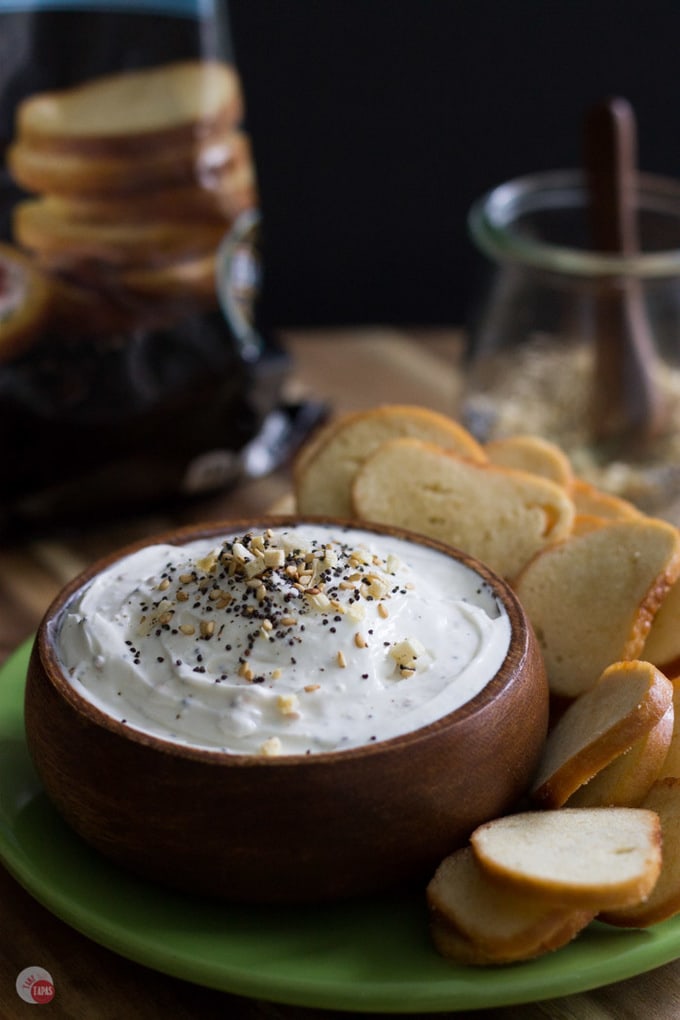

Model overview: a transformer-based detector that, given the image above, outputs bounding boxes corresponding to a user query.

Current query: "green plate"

[2,640,680,1013]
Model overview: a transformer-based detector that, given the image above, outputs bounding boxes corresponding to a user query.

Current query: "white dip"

[56,524,512,755]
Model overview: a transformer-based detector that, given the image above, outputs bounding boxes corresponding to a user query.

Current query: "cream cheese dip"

[55,524,512,755]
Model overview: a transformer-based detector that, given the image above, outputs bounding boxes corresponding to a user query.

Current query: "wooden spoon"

[583,97,665,449]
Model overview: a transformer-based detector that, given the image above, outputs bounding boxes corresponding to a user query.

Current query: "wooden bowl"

[24,517,548,904]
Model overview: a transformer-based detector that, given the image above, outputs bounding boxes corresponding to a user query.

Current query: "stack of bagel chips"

[7,60,256,329]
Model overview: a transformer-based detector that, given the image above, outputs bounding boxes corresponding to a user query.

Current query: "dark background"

[230,0,680,328]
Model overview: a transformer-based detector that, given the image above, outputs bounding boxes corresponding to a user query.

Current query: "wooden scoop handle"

[583,97,664,446]
[584,97,639,254]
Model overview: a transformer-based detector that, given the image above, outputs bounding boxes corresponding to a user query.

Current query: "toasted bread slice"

[7,130,247,198]
[470,808,662,910]
[41,138,255,224]
[531,661,674,808]
[8,138,201,197]
[427,846,594,965]
[571,479,642,520]
[567,705,674,808]
[658,677,680,780]
[485,434,573,488]
[569,513,616,538]
[14,197,227,269]
[429,912,498,966]
[514,519,680,698]
[600,778,680,927]
[429,908,593,967]
[293,405,486,518]
[643,575,680,675]
[351,436,574,580]
[15,60,242,156]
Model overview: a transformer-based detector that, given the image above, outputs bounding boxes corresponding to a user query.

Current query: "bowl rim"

[34,514,535,767]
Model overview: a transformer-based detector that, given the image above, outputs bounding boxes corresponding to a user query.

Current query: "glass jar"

[0,3,288,538]
[463,169,680,521]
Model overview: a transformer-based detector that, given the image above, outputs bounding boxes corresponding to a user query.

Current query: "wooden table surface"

[2,328,680,1019]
